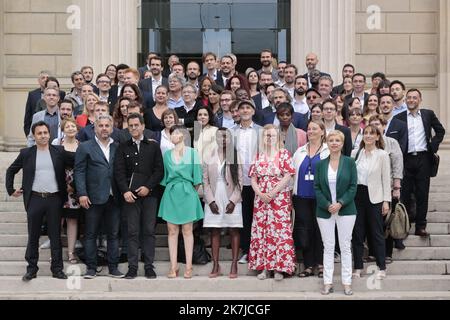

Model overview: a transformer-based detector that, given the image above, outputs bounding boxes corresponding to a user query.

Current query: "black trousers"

[402,152,431,231]
[125,196,158,271]
[353,185,386,270]
[240,186,255,254]
[292,196,323,268]
[26,194,63,274]
[367,197,397,258]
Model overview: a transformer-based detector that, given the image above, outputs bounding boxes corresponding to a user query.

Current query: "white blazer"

[352,148,392,204]
[292,143,330,195]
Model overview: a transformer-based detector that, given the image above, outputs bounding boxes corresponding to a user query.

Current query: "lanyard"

[307,143,322,174]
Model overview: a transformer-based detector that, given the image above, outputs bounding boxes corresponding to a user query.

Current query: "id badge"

[305,174,314,181]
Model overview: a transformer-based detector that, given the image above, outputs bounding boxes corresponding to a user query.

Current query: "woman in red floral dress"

[248,124,297,281]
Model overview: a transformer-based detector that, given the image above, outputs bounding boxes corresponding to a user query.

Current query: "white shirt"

[261,94,270,109]
[325,123,336,137]
[235,122,258,186]
[95,136,114,163]
[407,110,428,153]
[160,130,174,156]
[293,97,309,114]
[132,136,144,152]
[356,149,376,186]
[328,165,338,204]
[152,77,162,97]
[283,86,295,100]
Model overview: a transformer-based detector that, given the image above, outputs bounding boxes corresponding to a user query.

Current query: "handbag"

[177,235,211,265]
[430,153,440,178]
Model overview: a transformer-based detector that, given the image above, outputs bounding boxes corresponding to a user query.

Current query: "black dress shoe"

[145,268,157,279]
[124,270,137,279]
[52,271,68,280]
[22,272,37,282]
[394,239,406,250]
[415,229,430,237]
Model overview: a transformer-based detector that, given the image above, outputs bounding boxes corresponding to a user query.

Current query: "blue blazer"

[74,139,119,205]
[262,111,308,131]
[385,117,408,154]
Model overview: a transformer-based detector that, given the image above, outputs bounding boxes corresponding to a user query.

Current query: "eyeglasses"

[307,95,319,100]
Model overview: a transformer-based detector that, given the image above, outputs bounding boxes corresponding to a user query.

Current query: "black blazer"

[385,117,408,154]
[117,128,161,145]
[175,102,202,129]
[74,139,119,205]
[394,109,446,154]
[335,124,353,157]
[23,89,66,137]
[138,77,169,96]
[200,71,225,88]
[261,111,308,131]
[114,139,164,196]
[5,145,68,210]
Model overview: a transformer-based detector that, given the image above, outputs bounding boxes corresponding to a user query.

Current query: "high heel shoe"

[184,267,193,279]
[344,285,353,296]
[167,267,179,279]
[208,265,221,278]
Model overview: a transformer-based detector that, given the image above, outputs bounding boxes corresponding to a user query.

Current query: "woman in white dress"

[203,128,243,279]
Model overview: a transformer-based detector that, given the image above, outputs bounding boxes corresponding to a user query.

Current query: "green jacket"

[314,156,357,219]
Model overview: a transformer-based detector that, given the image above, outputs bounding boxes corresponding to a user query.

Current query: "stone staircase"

[0,151,449,300]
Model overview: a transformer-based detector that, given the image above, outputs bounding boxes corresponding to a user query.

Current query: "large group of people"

[5,49,446,296]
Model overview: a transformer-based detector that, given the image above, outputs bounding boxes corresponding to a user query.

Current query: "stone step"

[0,212,27,223]
[0,260,447,277]
[0,247,449,262]
[0,275,449,293]
[2,290,450,300]
[409,223,449,235]
[0,202,24,212]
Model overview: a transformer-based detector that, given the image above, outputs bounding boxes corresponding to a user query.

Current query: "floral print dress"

[248,149,297,274]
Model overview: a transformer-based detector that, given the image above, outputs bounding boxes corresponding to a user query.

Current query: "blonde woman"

[249,125,296,281]
[76,93,100,128]
[314,131,358,295]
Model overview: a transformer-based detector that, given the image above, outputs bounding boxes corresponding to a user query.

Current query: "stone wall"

[355,0,439,112]
[1,0,72,150]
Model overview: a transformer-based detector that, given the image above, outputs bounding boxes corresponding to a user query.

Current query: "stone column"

[72,0,138,73]
[291,0,356,81]
[439,0,450,146]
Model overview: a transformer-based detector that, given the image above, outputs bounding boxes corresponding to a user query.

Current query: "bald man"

[302,53,330,88]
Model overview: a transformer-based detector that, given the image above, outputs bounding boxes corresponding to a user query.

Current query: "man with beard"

[138,52,158,80]
[186,61,201,91]
[220,55,236,87]
[293,75,309,115]
[257,49,279,82]
[390,80,408,116]
[275,61,287,87]
[380,94,408,154]
[302,53,330,88]
[332,64,355,96]
[138,57,169,98]
[283,64,298,100]
[81,66,96,91]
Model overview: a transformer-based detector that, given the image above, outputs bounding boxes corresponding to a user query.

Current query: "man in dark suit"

[138,52,158,80]
[200,52,225,87]
[115,114,164,279]
[77,101,121,142]
[302,53,330,88]
[138,57,169,98]
[343,73,370,120]
[74,114,124,279]
[322,99,352,156]
[23,73,66,137]
[6,121,68,281]
[394,89,445,237]
[331,64,355,96]
[380,94,408,154]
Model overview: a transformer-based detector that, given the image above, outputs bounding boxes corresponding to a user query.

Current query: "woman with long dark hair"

[203,128,243,278]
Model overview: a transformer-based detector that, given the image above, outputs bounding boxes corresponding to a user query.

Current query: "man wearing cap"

[232,100,261,264]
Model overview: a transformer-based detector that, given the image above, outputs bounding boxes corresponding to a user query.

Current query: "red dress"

[248,149,296,274]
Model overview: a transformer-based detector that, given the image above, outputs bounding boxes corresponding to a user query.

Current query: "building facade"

[1,0,449,150]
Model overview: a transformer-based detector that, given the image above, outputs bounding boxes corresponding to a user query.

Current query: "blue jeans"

[84,197,120,272]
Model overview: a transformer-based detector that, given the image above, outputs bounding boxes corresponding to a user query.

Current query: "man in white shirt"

[283,64,297,100]
[232,100,261,264]
[275,61,287,87]
[220,55,236,87]
[394,89,445,237]
[293,76,309,115]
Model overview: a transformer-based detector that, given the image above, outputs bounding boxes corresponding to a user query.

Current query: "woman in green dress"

[158,125,204,279]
